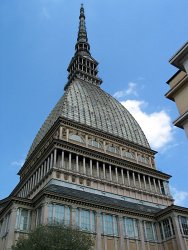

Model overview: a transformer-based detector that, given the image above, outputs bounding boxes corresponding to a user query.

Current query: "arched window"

[69,133,84,143]
[138,154,149,164]
[106,144,120,155]
[88,138,102,148]
[122,149,135,160]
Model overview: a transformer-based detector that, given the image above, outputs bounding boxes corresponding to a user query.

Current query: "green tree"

[12,224,94,250]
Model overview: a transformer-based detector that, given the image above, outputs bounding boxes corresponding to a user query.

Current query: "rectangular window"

[162,218,174,239]
[124,217,138,238]
[0,220,2,237]
[159,222,164,240]
[179,216,188,236]
[48,204,70,225]
[36,206,42,226]
[16,208,30,231]
[0,214,10,237]
[101,213,118,236]
[76,208,96,232]
[144,221,156,241]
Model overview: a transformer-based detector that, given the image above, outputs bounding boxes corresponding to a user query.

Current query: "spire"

[77,4,88,42]
[65,4,102,90]
[75,4,90,55]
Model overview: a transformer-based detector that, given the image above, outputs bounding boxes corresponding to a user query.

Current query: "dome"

[27,5,150,158]
[27,79,150,158]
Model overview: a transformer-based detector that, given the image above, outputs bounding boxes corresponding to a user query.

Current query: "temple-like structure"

[1,5,188,250]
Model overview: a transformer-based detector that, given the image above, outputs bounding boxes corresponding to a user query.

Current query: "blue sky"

[1,0,188,206]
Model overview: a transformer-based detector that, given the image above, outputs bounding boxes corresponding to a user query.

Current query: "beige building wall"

[167,41,188,138]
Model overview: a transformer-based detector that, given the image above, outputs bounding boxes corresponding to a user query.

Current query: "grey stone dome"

[27,80,150,158]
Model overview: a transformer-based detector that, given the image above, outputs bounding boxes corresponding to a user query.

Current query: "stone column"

[42,202,49,224]
[66,128,69,141]
[149,156,153,168]
[97,161,99,178]
[32,175,35,190]
[124,218,130,250]
[153,178,157,193]
[47,157,50,172]
[6,207,17,250]
[132,172,136,187]
[121,169,125,185]
[53,149,57,168]
[61,150,64,169]
[59,126,63,140]
[127,170,130,186]
[71,206,77,226]
[96,211,102,250]
[40,164,43,180]
[115,167,118,183]
[155,222,163,247]
[76,155,79,172]
[148,176,152,191]
[85,134,88,147]
[118,216,125,250]
[37,166,41,182]
[138,173,142,189]
[50,153,53,169]
[103,163,106,179]
[109,165,112,181]
[69,152,72,170]
[135,152,138,164]
[171,213,186,250]
[83,157,86,175]
[143,175,147,190]
[28,179,31,194]
[90,159,93,176]
[31,210,37,230]
[158,179,162,194]
[103,141,106,153]
[35,171,38,186]
[133,219,139,250]
[138,219,146,250]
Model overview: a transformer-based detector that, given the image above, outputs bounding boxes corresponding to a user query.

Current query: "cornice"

[59,117,157,155]
[0,196,32,218]
[165,74,188,101]
[20,115,157,176]
[155,204,188,219]
[173,111,188,129]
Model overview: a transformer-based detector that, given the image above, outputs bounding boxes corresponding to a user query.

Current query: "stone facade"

[166,42,188,138]
[1,5,188,250]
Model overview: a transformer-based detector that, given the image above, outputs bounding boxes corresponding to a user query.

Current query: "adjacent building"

[166,42,188,138]
[1,5,188,250]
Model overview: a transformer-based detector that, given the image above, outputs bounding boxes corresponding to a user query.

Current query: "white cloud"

[121,99,173,150]
[11,159,25,167]
[113,82,138,98]
[170,186,188,206]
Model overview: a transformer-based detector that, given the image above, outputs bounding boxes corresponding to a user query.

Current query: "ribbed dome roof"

[27,80,150,158]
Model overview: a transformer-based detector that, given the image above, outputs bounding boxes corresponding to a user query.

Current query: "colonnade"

[57,150,170,197]
[18,148,171,200]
